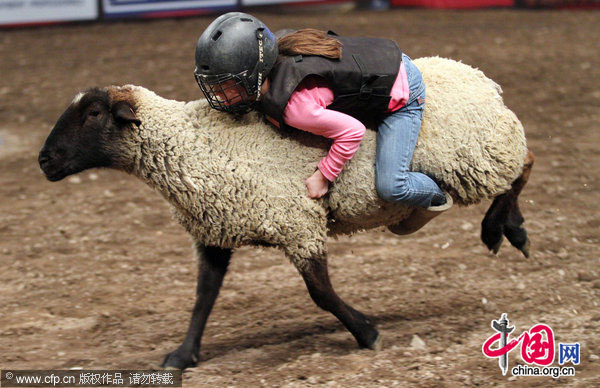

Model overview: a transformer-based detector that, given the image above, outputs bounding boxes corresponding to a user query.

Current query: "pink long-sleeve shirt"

[280,62,410,182]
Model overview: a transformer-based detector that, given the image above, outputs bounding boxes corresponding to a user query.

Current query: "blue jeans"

[375,54,446,208]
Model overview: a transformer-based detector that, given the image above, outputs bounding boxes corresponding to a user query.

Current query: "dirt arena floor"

[1,8,599,387]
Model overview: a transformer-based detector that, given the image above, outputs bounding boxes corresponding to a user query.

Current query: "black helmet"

[194,12,278,114]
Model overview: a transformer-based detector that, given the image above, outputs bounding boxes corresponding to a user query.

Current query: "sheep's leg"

[297,257,381,350]
[481,150,535,258]
[161,243,231,369]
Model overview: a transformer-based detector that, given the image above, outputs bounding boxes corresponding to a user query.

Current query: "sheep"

[38,56,534,369]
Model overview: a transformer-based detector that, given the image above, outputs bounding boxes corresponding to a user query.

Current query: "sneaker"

[387,192,453,235]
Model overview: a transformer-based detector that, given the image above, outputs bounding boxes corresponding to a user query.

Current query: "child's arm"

[283,77,367,188]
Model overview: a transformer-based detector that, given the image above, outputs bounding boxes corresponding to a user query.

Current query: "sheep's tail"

[480,149,535,258]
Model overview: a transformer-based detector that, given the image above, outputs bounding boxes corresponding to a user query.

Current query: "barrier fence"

[0,0,598,27]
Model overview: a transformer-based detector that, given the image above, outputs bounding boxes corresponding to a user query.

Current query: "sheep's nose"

[38,148,51,168]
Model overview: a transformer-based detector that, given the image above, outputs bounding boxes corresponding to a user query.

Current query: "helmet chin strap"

[255,29,265,100]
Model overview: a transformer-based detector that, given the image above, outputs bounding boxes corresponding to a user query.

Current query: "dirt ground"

[1,8,599,388]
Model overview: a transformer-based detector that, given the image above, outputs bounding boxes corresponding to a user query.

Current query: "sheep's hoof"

[490,236,504,255]
[369,334,383,351]
[519,238,531,259]
[161,349,197,370]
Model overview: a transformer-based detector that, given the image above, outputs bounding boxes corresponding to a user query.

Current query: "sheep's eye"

[88,110,101,117]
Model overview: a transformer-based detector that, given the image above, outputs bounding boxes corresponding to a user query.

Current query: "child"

[194,12,447,212]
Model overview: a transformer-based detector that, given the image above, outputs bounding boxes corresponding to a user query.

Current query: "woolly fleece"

[106,56,527,267]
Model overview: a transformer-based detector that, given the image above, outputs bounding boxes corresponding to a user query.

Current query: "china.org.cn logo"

[481,313,580,378]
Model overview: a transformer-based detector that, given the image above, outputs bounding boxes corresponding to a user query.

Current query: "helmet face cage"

[194,13,278,115]
[195,71,257,115]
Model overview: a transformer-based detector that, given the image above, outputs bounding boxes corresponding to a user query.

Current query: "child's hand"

[305,169,330,199]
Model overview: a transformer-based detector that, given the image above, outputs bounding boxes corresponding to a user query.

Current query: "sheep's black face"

[39,89,140,181]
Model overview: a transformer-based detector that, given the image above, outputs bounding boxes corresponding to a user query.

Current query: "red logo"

[483,323,555,366]
[482,313,555,376]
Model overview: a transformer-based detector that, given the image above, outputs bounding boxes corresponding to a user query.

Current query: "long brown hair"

[277,29,343,60]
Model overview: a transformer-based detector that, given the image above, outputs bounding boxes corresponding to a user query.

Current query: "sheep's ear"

[113,101,141,127]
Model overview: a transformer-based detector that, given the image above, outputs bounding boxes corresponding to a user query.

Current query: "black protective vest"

[259,33,402,127]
